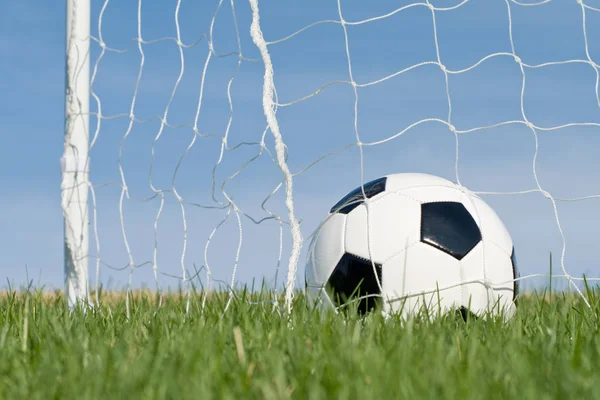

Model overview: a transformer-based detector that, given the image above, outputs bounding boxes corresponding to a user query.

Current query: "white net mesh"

[74,0,600,314]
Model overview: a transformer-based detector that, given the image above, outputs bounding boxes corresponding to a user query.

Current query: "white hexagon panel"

[382,241,462,317]
[305,213,347,307]
[344,192,421,263]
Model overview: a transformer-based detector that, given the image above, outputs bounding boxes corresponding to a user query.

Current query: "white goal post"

[62,0,600,314]
[63,0,91,308]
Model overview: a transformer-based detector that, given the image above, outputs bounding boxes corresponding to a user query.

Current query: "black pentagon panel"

[326,253,382,314]
[420,202,482,260]
[330,177,387,214]
[511,247,520,303]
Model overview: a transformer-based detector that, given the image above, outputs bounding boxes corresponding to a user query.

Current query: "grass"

[0,288,599,399]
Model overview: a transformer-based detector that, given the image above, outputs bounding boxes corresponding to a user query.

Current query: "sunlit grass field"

[0,288,599,399]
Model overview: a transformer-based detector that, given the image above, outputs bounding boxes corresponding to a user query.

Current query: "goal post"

[62,0,91,309]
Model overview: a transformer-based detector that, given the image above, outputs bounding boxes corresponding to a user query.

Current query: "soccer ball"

[305,173,519,318]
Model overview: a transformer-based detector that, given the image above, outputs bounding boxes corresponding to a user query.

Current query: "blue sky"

[1,0,600,293]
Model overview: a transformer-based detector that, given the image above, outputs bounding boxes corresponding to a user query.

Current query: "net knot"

[513,55,522,64]
[482,278,494,289]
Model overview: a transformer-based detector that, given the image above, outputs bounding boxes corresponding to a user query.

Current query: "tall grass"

[0,288,599,399]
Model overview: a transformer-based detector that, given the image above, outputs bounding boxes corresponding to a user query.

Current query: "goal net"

[63,0,600,314]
